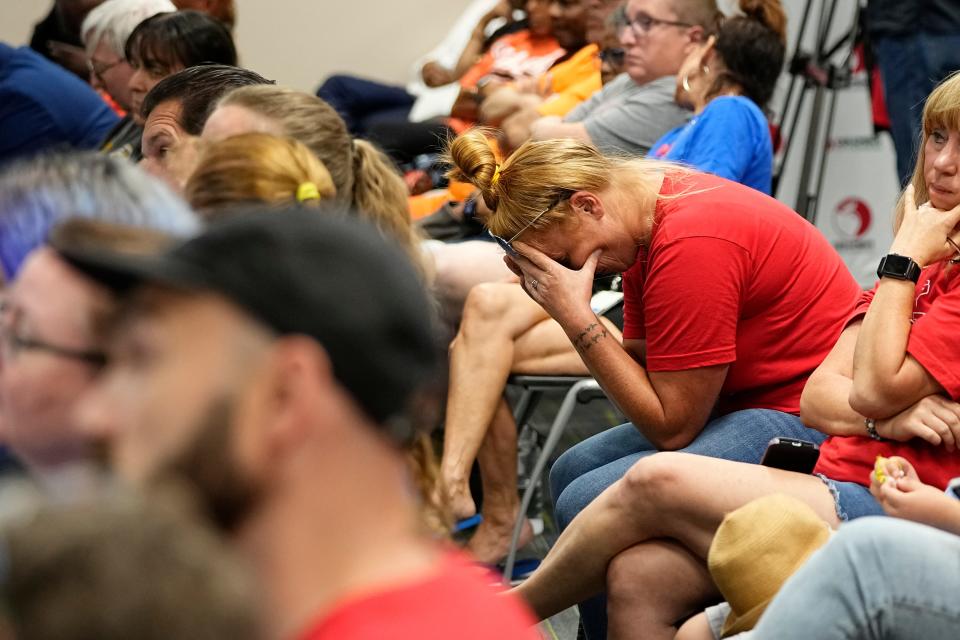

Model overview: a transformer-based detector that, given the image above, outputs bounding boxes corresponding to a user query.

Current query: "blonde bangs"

[923,72,960,135]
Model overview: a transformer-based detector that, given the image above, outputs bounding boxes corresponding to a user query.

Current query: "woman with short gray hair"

[0,151,197,283]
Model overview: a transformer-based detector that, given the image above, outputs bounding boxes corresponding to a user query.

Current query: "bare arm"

[850,187,960,416]
[508,247,725,450]
[529,117,591,144]
[804,320,960,447]
[569,316,726,449]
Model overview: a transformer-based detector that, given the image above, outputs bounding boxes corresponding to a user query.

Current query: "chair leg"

[502,379,601,581]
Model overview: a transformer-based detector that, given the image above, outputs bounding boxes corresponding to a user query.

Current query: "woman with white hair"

[81,0,175,159]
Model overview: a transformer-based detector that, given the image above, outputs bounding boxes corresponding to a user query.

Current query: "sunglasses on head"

[488,193,572,257]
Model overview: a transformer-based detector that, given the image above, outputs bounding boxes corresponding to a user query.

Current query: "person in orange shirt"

[483,0,623,151]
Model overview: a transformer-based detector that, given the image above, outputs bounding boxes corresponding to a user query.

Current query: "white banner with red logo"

[774,0,899,287]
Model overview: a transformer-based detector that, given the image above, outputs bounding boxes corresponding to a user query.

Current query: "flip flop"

[452,514,483,533]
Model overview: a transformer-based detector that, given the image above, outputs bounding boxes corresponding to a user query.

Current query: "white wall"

[1,0,472,91]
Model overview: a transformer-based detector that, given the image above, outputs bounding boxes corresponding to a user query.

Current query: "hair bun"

[446,129,501,211]
[738,0,787,44]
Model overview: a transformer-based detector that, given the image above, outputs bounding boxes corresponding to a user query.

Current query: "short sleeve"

[582,89,685,156]
[621,258,646,340]
[665,98,759,183]
[642,236,751,371]
[907,286,960,398]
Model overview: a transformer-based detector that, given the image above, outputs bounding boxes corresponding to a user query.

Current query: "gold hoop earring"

[682,71,692,93]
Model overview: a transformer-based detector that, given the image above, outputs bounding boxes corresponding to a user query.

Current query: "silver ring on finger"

[530,278,539,290]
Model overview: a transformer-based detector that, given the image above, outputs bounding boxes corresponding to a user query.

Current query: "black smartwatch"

[877,254,921,283]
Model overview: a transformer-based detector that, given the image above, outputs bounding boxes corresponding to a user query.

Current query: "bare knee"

[459,283,515,340]
[617,452,689,510]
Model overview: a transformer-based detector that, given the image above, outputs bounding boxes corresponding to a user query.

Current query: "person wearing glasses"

[80,0,176,161]
[0,152,196,478]
[446,125,860,635]
[528,0,720,156]
[648,0,786,194]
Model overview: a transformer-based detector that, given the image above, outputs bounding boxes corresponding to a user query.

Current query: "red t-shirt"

[814,263,960,489]
[621,172,861,415]
[295,551,538,640]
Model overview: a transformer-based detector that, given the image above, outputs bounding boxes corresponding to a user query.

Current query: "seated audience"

[203,86,422,270]
[437,0,788,567]
[185,132,337,216]
[30,0,106,77]
[482,0,610,143]
[0,152,196,477]
[60,209,539,639]
[137,64,272,192]
[528,0,719,156]
[362,0,565,165]
[319,0,522,139]
[446,127,860,637]
[504,71,960,639]
[124,9,236,124]
[648,0,785,193]
[0,42,118,164]
[80,0,176,160]
[0,481,258,640]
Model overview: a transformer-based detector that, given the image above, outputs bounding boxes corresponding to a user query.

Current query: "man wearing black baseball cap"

[60,208,538,640]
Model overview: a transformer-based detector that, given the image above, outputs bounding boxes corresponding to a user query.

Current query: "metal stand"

[772,0,862,224]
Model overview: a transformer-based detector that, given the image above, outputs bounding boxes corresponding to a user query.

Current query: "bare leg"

[511,452,840,620]
[423,240,515,325]
[606,541,717,640]
[454,291,622,559]
[441,284,551,518]
[467,398,534,563]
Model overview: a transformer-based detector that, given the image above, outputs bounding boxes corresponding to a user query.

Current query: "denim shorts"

[816,474,886,521]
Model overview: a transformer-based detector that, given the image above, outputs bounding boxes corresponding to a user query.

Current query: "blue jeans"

[316,74,414,136]
[873,33,960,185]
[550,409,827,640]
[752,518,960,639]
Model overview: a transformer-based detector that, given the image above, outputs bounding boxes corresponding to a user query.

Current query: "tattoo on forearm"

[573,321,609,352]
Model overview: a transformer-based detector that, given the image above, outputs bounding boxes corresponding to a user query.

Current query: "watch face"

[883,254,913,275]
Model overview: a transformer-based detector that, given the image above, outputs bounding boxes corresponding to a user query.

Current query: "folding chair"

[502,375,609,581]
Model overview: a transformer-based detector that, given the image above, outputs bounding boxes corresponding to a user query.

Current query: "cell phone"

[760,437,820,474]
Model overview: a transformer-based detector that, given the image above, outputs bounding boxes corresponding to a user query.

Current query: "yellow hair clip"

[491,164,502,187]
[296,181,321,202]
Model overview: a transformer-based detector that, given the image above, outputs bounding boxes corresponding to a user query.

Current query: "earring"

[682,71,691,93]
[701,64,710,76]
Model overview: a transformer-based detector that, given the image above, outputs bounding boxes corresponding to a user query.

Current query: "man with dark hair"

[63,209,539,639]
[138,64,272,192]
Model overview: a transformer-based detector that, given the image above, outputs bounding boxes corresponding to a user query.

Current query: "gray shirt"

[565,73,690,156]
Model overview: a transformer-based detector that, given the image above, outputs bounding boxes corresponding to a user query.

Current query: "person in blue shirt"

[0,42,118,166]
[648,0,786,194]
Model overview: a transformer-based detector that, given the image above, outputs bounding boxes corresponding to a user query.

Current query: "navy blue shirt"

[0,43,118,165]
[648,95,773,195]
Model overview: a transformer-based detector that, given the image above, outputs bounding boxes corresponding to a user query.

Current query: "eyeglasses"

[488,193,570,257]
[86,57,123,79]
[614,6,692,37]
[0,301,107,367]
[599,47,626,66]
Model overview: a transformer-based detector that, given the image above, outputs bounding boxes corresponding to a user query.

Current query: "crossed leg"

[441,282,620,562]
[511,452,840,626]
